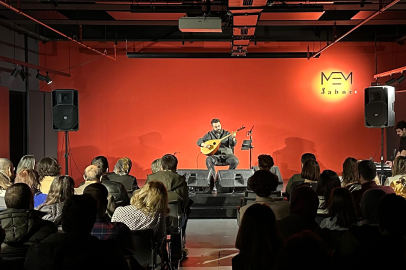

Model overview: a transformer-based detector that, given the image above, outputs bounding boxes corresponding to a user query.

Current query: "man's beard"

[215,129,222,134]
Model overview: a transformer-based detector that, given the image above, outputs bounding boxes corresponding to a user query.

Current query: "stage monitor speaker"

[364,86,395,128]
[52,89,79,131]
[177,169,210,188]
[216,169,254,192]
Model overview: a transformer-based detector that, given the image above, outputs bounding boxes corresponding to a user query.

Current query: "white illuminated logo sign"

[321,72,357,95]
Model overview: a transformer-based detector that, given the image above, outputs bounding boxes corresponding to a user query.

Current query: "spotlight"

[11,65,20,78]
[385,76,396,85]
[397,72,405,83]
[19,68,27,82]
[36,70,52,84]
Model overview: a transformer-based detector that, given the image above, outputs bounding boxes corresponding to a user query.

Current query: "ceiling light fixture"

[397,72,405,83]
[385,76,396,85]
[11,65,20,77]
[36,70,52,84]
[19,67,27,82]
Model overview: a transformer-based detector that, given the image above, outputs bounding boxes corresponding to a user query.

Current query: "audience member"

[289,159,320,197]
[15,169,42,208]
[36,176,75,226]
[278,186,320,241]
[25,195,129,270]
[233,203,283,270]
[316,170,341,214]
[107,157,138,193]
[91,156,130,206]
[36,157,61,206]
[384,156,406,186]
[147,154,189,208]
[341,157,360,190]
[0,158,13,209]
[240,170,289,225]
[285,153,316,195]
[320,188,359,230]
[352,160,394,216]
[0,183,57,259]
[342,194,406,270]
[75,165,117,217]
[390,177,406,198]
[275,231,334,270]
[151,158,162,174]
[348,189,385,244]
[16,155,36,175]
[83,183,133,254]
[258,154,283,184]
[111,181,169,247]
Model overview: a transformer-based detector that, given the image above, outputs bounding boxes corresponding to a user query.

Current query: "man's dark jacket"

[146,171,189,208]
[101,176,130,207]
[107,172,138,193]
[0,208,57,258]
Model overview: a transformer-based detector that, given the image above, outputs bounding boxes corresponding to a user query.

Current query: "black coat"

[107,173,138,193]
[0,208,57,258]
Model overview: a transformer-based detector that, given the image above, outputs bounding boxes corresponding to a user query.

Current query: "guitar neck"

[219,128,244,141]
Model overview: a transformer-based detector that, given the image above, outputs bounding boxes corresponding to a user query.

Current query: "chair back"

[131,229,157,269]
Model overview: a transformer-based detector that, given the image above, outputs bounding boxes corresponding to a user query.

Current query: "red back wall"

[39,42,406,184]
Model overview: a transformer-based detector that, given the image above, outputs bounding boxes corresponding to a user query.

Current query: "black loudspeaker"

[177,169,210,188]
[52,89,79,131]
[365,86,395,128]
[216,169,254,192]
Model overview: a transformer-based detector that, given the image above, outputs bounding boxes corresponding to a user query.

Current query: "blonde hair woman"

[385,156,406,186]
[111,180,169,246]
[16,155,36,175]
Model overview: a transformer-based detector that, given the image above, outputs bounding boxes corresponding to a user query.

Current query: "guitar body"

[200,126,246,156]
[200,139,222,156]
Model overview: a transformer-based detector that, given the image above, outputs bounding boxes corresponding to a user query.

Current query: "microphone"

[246,126,254,136]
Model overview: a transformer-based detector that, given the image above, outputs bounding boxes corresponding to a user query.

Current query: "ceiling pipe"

[127,52,319,58]
[374,66,406,80]
[0,18,50,42]
[0,55,71,77]
[0,0,116,61]
[310,0,400,59]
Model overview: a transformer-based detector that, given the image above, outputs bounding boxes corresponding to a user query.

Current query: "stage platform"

[189,192,243,219]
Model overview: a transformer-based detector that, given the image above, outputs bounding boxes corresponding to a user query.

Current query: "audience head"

[84,183,109,217]
[5,183,33,209]
[0,158,14,180]
[358,160,376,182]
[275,231,333,270]
[14,169,40,191]
[91,156,109,175]
[301,159,320,182]
[61,195,98,233]
[236,203,282,269]
[130,180,169,216]
[161,154,178,172]
[16,155,36,175]
[258,154,274,170]
[290,186,319,220]
[151,159,162,174]
[316,170,341,207]
[392,156,406,176]
[247,170,279,197]
[328,187,357,229]
[37,157,61,181]
[342,157,358,185]
[378,193,406,237]
[113,157,132,176]
[83,165,102,182]
[395,120,406,136]
[300,153,316,167]
[41,175,75,207]
[361,189,386,225]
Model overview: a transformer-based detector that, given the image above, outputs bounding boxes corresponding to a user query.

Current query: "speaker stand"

[380,128,384,185]
[64,131,69,175]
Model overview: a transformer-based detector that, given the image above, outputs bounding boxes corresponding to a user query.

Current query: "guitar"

[200,126,246,156]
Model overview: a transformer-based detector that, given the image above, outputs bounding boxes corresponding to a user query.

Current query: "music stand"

[241,126,254,168]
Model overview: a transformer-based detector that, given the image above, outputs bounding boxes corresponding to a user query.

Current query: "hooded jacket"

[0,208,57,258]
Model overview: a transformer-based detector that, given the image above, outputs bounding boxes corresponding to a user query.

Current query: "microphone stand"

[247,126,254,169]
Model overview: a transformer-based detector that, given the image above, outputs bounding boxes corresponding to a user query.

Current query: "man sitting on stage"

[395,120,406,158]
[197,119,239,180]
